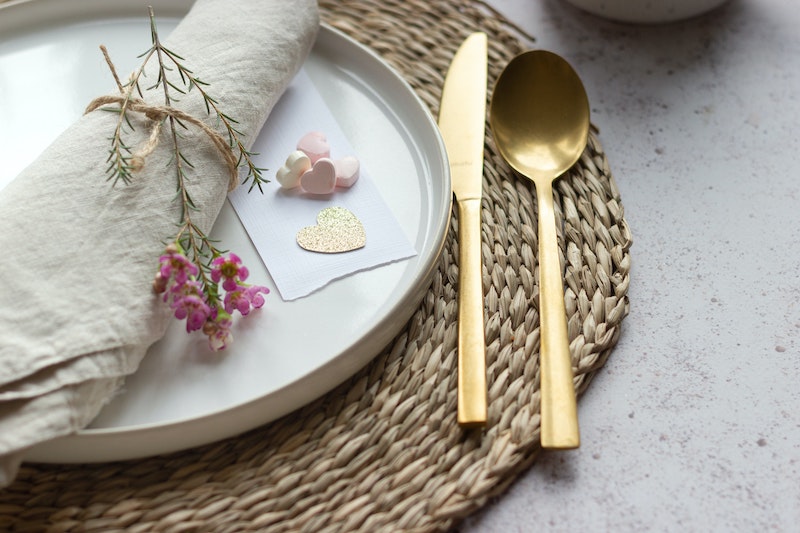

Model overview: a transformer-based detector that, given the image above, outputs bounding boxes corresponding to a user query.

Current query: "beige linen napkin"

[0,0,319,487]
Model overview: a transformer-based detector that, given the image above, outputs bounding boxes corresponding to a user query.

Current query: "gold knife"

[438,32,488,427]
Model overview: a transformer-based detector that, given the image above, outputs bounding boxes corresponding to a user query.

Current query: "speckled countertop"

[464,0,800,530]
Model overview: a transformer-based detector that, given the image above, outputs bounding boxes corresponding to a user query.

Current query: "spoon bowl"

[490,50,590,449]
[491,51,590,182]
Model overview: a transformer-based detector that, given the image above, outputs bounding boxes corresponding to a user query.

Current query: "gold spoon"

[489,50,590,449]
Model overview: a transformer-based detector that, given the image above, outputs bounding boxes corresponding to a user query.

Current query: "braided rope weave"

[0,0,632,531]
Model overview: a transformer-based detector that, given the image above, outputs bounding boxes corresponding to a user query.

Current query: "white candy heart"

[276,150,311,189]
[300,158,337,195]
[334,156,360,188]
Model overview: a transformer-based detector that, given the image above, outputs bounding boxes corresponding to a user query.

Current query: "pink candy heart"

[297,131,331,164]
[300,158,337,195]
[279,132,361,194]
[334,156,360,188]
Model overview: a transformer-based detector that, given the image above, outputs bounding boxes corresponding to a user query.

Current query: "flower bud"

[152,272,168,293]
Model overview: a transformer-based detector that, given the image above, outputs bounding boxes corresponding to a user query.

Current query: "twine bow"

[84,46,239,192]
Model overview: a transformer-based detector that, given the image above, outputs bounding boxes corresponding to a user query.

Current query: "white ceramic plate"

[0,0,450,463]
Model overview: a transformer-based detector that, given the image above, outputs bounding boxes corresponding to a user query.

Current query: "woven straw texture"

[0,0,632,531]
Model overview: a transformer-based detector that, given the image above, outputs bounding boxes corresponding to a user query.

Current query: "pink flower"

[168,280,211,332]
[223,284,269,316]
[211,253,249,292]
[173,295,211,332]
[154,245,268,348]
[223,287,249,315]
[159,243,198,286]
[246,285,268,309]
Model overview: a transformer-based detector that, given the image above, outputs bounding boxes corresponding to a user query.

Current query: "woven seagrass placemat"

[0,0,632,531]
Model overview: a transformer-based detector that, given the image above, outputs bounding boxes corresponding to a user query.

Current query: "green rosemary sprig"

[102,49,149,187]
[101,7,267,282]
[95,7,271,351]
[153,44,266,193]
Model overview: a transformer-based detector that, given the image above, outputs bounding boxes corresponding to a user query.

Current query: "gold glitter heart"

[296,206,366,253]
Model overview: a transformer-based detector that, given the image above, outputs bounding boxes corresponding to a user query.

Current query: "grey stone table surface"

[464,0,800,531]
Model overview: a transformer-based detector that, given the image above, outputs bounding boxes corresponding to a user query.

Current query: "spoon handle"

[536,181,580,449]
[456,197,488,427]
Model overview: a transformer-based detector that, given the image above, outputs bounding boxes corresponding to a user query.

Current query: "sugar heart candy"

[276,150,311,189]
[334,156,360,188]
[297,131,331,164]
[300,158,337,195]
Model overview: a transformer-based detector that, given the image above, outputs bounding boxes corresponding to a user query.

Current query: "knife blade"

[438,32,488,427]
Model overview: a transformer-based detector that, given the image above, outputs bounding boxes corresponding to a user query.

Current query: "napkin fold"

[0,0,319,487]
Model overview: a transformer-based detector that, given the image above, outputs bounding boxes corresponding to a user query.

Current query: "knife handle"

[456,197,487,427]
[536,180,580,449]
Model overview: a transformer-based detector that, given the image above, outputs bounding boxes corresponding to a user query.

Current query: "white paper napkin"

[229,70,417,301]
[0,0,319,488]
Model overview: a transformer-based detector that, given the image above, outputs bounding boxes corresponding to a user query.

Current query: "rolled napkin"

[0,0,319,487]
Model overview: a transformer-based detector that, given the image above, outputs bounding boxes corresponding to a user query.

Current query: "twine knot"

[84,46,239,192]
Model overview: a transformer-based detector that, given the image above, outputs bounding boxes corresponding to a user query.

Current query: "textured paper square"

[228,70,417,301]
